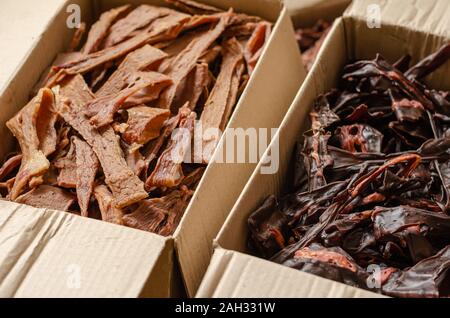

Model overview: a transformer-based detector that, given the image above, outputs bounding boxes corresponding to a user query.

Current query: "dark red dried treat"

[248,44,450,297]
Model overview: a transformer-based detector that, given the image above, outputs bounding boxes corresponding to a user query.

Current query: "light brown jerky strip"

[121,141,146,177]
[199,45,221,64]
[172,62,210,110]
[54,139,77,188]
[123,106,170,145]
[37,88,59,156]
[0,178,15,194]
[6,89,53,200]
[0,154,22,181]
[223,22,258,39]
[69,22,86,52]
[83,5,130,54]
[15,185,75,212]
[158,186,193,236]
[103,5,167,48]
[180,166,205,189]
[244,21,271,75]
[200,37,244,163]
[156,10,232,113]
[93,184,124,225]
[97,45,168,97]
[146,106,196,188]
[86,71,172,128]
[56,75,148,208]
[54,13,188,78]
[142,110,183,175]
[165,0,222,15]
[122,186,193,235]
[182,14,221,31]
[73,137,99,217]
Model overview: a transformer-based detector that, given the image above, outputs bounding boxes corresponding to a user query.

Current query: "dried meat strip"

[56,75,148,208]
[6,89,53,200]
[156,10,232,113]
[103,5,169,48]
[146,106,196,188]
[93,184,124,225]
[0,154,22,181]
[200,37,244,163]
[86,71,172,128]
[122,186,193,235]
[96,45,168,97]
[37,88,59,156]
[172,62,211,111]
[123,106,170,145]
[54,12,188,78]
[83,5,131,54]
[73,137,99,217]
[122,141,146,177]
[15,185,75,212]
[54,139,77,188]
[165,0,222,15]
[142,110,183,169]
[244,21,271,75]
[68,22,86,52]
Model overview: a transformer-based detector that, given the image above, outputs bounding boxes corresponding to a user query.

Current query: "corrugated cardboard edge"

[0,200,172,297]
[196,248,384,298]
[175,5,305,297]
[344,0,450,38]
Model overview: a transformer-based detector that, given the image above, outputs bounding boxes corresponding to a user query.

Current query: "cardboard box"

[0,0,304,297]
[197,0,450,298]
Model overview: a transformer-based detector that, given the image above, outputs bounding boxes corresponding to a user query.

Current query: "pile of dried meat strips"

[295,19,331,71]
[248,44,450,297]
[0,0,271,236]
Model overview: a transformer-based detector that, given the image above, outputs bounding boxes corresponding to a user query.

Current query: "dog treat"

[0,0,271,236]
[295,19,331,71]
[248,44,450,297]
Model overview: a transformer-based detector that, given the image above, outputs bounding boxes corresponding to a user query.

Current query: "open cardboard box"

[197,1,450,298]
[0,0,304,297]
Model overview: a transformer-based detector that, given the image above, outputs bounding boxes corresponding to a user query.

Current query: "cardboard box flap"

[285,0,351,28]
[344,0,450,38]
[197,248,383,297]
[0,200,171,297]
[175,5,305,297]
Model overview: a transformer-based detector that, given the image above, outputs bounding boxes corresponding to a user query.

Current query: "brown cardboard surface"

[0,0,66,93]
[202,3,450,297]
[197,248,384,297]
[345,0,450,38]
[0,0,304,297]
[0,200,171,297]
